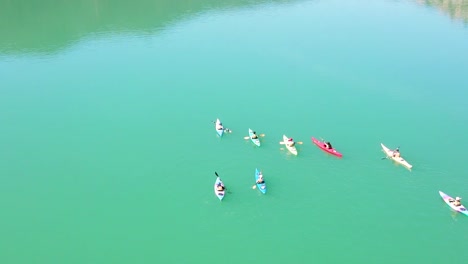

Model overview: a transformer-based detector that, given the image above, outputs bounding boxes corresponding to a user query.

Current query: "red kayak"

[311,137,343,158]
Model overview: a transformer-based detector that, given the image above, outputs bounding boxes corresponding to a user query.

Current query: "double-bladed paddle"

[279,141,303,144]
[214,172,231,193]
[243,133,265,140]
[381,146,400,159]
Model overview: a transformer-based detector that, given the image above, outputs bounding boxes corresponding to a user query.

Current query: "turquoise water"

[1,0,468,263]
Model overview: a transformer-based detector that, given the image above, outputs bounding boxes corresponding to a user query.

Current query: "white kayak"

[381,143,412,169]
[283,135,298,155]
[214,177,225,201]
[215,118,224,137]
[439,191,468,216]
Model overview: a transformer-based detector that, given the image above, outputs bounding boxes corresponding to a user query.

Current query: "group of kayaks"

[216,119,385,160]
[217,118,344,157]
[213,118,467,217]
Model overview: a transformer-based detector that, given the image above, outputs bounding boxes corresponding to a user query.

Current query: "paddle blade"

[252,185,257,189]
[215,172,219,177]
[297,142,303,144]
[279,142,285,145]
[260,134,265,137]
[244,136,250,140]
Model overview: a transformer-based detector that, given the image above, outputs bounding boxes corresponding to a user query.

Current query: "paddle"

[252,173,264,189]
[381,146,400,159]
[243,133,265,140]
[320,137,333,147]
[279,141,303,144]
[214,172,231,193]
[211,121,232,133]
[320,137,331,146]
[252,180,266,189]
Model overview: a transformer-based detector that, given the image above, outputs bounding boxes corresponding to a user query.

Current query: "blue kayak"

[255,168,266,194]
[248,128,261,146]
[215,118,224,137]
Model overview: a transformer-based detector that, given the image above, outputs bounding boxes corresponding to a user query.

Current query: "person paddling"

[256,172,265,184]
[392,147,401,158]
[251,131,258,139]
[216,122,223,131]
[449,197,462,207]
[216,182,225,192]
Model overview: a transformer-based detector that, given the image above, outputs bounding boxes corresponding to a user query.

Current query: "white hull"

[381,143,412,169]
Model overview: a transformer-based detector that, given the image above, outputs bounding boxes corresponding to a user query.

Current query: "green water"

[1,0,468,263]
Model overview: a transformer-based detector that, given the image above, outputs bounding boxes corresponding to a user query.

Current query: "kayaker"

[450,197,462,207]
[216,122,223,130]
[256,172,265,184]
[324,142,333,149]
[393,148,401,158]
[287,138,295,147]
[216,183,225,191]
[251,131,258,139]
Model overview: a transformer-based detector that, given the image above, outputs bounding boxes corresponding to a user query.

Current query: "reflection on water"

[416,0,468,24]
[1,0,467,56]
[0,0,293,55]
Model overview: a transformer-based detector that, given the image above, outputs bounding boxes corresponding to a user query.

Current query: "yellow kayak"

[381,143,412,169]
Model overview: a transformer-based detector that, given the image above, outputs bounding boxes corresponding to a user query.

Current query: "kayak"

[214,177,225,201]
[439,191,468,216]
[311,137,343,158]
[381,143,412,169]
[215,118,223,137]
[255,168,266,194]
[283,135,298,155]
[248,128,261,147]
